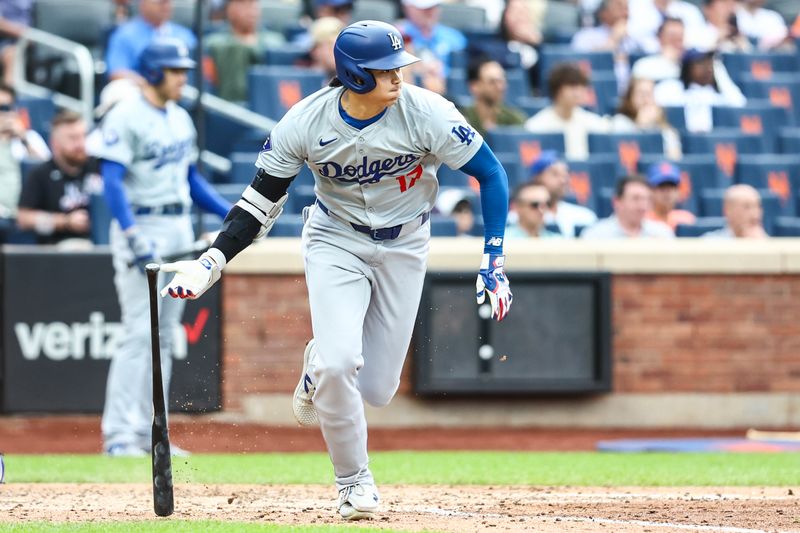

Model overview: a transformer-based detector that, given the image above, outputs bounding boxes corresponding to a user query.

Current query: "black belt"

[133,203,187,216]
[316,200,430,241]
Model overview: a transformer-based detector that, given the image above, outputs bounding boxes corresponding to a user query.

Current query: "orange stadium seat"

[587,132,664,175]
[682,129,769,181]
[736,155,800,216]
[720,51,799,84]
[712,101,792,152]
[247,66,326,120]
[483,128,565,168]
[738,73,800,124]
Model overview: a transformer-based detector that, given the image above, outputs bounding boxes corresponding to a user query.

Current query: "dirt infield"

[2,484,798,532]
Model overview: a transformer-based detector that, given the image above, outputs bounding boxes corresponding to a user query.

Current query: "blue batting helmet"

[333,20,420,94]
[138,38,196,86]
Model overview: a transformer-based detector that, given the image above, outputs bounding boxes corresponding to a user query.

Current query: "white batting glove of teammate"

[160,249,226,300]
[476,253,513,322]
[126,228,159,273]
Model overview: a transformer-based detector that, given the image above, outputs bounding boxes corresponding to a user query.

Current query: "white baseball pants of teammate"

[301,204,430,489]
[102,214,194,450]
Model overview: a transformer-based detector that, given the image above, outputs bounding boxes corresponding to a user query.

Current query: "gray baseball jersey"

[256,83,483,227]
[90,94,196,207]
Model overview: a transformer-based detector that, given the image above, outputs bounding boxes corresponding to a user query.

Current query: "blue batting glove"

[126,229,159,273]
[476,253,512,322]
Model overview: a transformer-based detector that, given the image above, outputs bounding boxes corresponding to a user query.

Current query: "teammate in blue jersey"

[160,21,512,518]
[90,38,232,457]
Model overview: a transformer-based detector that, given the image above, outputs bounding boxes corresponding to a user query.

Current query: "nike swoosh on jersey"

[319,138,337,146]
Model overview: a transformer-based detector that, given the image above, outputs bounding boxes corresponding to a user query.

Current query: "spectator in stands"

[506,182,561,238]
[702,184,767,238]
[204,0,285,103]
[529,150,597,238]
[0,83,51,243]
[315,0,353,26]
[628,0,706,53]
[612,77,682,159]
[793,13,800,39]
[305,17,344,81]
[435,188,475,236]
[644,160,695,231]
[654,48,746,132]
[459,57,526,138]
[736,0,790,51]
[570,0,638,94]
[524,63,610,160]
[398,0,467,80]
[581,175,674,238]
[696,0,752,53]
[498,0,543,87]
[17,111,101,247]
[630,17,685,82]
[0,0,33,87]
[106,0,197,83]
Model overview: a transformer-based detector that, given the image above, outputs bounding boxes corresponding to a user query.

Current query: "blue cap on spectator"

[529,150,561,177]
[682,48,714,64]
[316,0,353,7]
[647,161,681,186]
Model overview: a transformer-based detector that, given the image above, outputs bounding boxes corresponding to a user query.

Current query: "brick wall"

[222,273,800,410]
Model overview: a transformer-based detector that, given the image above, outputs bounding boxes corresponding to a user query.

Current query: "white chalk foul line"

[409,507,769,533]
[549,515,769,533]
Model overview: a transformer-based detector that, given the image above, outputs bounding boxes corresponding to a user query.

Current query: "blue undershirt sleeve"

[458,141,509,255]
[187,165,233,219]
[100,159,135,231]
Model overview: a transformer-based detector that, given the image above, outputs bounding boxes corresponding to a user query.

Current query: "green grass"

[0,523,418,533]
[5,451,800,486]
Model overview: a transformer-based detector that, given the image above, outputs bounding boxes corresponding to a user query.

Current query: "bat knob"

[145,263,161,274]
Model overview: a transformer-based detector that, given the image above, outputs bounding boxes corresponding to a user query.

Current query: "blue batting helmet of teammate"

[333,20,420,94]
[137,38,196,86]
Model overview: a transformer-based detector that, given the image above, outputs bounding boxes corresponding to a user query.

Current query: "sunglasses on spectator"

[525,200,548,210]
[0,104,15,112]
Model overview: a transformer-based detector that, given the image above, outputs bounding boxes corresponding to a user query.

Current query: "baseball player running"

[92,38,232,457]
[161,20,512,518]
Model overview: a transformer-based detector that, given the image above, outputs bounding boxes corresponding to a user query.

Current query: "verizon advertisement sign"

[1,250,221,413]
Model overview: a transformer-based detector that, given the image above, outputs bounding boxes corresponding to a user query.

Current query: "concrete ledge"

[226,238,800,275]
[235,393,800,430]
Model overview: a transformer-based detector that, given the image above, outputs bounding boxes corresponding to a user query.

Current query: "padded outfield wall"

[221,238,800,429]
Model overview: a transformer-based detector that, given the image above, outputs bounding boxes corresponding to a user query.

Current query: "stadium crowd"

[0,0,799,244]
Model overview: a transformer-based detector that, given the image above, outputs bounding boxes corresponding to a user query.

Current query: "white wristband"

[203,247,227,270]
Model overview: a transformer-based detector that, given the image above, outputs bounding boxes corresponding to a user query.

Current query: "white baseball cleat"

[338,482,380,520]
[293,339,318,426]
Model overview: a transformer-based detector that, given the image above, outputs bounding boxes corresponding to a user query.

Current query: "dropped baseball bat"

[146,263,174,517]
[128,237,212,269]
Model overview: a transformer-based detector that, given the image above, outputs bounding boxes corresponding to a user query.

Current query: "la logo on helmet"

[388,32,402,51]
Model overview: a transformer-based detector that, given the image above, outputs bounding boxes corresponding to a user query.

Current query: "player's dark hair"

[657,16,684,36]
[467,56,495,83]
[548,63,589,99]
[512,180,547,203]
[329,77,343,88]
[615,175,650,199]
[51,109,83,129]
[0,82,16,103]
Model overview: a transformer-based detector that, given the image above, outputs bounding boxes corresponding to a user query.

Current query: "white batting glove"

[160,248,226,300]
[476,253,513,322]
